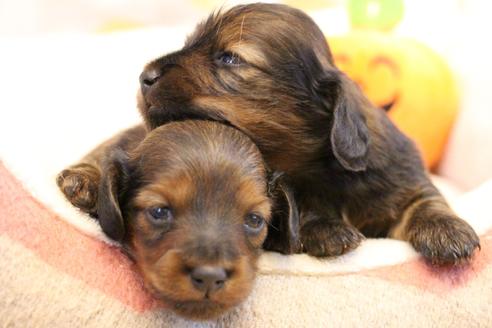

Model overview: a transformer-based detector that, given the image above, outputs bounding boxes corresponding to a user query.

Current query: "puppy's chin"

[142,102,233,131]
[169,299,232,320]
[147,105,209,127]
[148,283,247,320]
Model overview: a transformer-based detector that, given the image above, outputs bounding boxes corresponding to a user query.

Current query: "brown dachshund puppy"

[135,3,479,264]
[58,120,297,320]
[61,3,479,265]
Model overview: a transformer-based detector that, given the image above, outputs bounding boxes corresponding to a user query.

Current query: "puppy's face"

[137,4,367,174]
[97,121,274,320]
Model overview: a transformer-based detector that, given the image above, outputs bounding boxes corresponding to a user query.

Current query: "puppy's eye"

[147,206,173,224]
[244,213,265,233]
[217,51,243,66]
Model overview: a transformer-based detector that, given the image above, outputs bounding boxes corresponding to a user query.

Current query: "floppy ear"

[97,149,129,242]
[263,172,301,254]
[317,70,370,171]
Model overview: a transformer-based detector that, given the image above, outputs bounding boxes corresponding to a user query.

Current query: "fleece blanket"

[1,162,492,327]
[1,31,492,327]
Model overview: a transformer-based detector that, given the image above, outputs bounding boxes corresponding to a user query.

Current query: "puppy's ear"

[263,172,301,254]
[317,70,369,171]
[97,149,129,242]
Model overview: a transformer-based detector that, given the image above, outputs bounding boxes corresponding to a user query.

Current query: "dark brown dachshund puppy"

[61,3,478,265]
[134,3,479,264]
[58,120,297,320]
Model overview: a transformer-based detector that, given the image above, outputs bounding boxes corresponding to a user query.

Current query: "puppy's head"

[97,120,298,320]
[138,3,369,173]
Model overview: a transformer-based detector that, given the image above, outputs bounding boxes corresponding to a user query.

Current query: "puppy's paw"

[409,215,480,265]
[56,164,100,214]
[300,219,364,257]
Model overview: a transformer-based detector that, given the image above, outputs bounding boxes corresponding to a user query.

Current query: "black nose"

[139,67,162,94]
[190,266,228,293]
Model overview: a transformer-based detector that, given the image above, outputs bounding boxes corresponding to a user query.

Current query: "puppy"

[62,3,479,265]
[57,120,298,319]
[135,3,479,264]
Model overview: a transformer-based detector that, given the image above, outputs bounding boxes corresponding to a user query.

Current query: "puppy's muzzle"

[176,233,240,297]
[189,266,228,294]
[139,63,177,95]
[139,66,164,95]
[139,67,161,95]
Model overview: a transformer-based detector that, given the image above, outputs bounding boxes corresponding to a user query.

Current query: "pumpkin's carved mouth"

[380,95,398,112]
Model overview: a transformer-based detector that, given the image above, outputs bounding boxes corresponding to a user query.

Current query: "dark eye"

[217,51,243,66]
[244,213,265,233]
[147,206,173,225]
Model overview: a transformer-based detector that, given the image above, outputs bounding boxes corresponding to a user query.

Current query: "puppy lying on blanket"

[60,2,478,271]
[135,3,480,264]
[59,121,296,319]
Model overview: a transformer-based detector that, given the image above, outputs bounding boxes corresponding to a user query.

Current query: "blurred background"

[0,0,491,190]
[0,1,489,45]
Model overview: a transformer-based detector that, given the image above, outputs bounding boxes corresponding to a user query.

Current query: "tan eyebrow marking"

[228,43,267,67]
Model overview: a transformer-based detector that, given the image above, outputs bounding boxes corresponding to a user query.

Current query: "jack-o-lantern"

[330,31,459,169]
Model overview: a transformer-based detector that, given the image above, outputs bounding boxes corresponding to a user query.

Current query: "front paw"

[56,164,100,214]
[408,215,480,265]
[300,219,364,257]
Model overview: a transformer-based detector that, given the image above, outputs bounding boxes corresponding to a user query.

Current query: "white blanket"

[1,29,491,277]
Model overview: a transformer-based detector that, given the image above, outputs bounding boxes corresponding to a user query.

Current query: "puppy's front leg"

[300,213,364,257]
[56,125,146,216]
[389,191,480,265]
[57,162,101,215]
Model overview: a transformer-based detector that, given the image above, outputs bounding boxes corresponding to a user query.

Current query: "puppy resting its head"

[95,121,290,319]
[136,3,479,264]
[138,4,332,173]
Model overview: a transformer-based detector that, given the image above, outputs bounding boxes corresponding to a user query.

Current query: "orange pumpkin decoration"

[329,31,459,169]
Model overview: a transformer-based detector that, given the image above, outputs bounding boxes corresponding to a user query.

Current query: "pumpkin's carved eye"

[334,54,351,73]
[369,55,399,74]
[380,97,397,112]
[334,53,399,112]
[367,55,399,111]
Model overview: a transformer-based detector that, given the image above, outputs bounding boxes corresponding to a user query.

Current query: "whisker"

[238,14,246,45]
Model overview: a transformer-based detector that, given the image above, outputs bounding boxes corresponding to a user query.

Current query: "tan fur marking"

[134,172,195,212]
[389,196,445,240]
[229,43,268,67]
